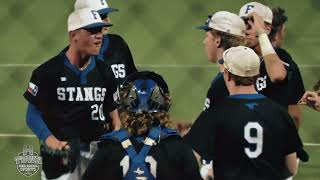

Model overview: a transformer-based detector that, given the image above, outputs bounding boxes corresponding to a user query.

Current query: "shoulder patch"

[28,82,38,96]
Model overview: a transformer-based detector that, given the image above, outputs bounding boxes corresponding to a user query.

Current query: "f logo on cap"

[100,0,106,5]
[91,10,99,19]
[245,5,254,14]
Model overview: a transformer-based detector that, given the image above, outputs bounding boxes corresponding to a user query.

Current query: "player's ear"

[265,24,272,35]
[215,35,221,47]
[69,31,78,41]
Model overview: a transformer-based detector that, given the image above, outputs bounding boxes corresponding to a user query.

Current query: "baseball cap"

[221,46,260,77]
[197,11,246,37]
[74,0,118,15]
[67,8,112,32]
[239,2,273,24]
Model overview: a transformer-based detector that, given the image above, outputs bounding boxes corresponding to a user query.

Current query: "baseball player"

[239,2,303,114]
[74,0,138,89]
[82,71,201,180]
[269,7,305,129]
[189,11,247,179]
[24,8,121,180]
[197,11,246,110]
[184,46,308,180]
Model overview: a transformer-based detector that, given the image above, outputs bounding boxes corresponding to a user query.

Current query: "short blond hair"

[211,30,246,50]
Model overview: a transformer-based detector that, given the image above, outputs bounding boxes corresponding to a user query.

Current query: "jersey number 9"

[244,122,263,158]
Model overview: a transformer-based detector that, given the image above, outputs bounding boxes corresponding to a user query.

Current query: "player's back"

[186,94,303,180]
[211,94,301,179]
[83,134,201,180]
[98,34,137,86]
[257,48,305,108]
[204,72,229,110]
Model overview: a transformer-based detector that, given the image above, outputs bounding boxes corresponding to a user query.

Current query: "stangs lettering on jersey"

[57,87,106,102]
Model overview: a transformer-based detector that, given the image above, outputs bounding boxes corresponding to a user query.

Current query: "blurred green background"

[0,0,319,179]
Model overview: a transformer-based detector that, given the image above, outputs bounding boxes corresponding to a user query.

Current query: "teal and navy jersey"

[98,34,137,87]
[185,94,305,180]
[24,52,118,142]
[204,48,305,110]
[83,134,201,180]
[257,48,305,107]
[204,72,228,110]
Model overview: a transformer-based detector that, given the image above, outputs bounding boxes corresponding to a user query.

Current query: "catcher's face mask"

[122,79,169,113]
[121,71,171,113]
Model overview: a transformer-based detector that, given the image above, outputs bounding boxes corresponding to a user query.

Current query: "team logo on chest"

[57,87,106,102]
[256,75,267,91]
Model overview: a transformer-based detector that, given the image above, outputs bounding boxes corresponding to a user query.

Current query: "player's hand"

[200,162,214,180]
[299,91,320,111]
[247,12,266,35]
[45,135,70,150]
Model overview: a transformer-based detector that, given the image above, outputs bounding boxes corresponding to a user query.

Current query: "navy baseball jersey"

[24,52,118,142]
[256,48,305,107]
[204,72,228,110]
[98,34,137,87]
[276,48,305,105]
[204,49,305,109]
[83,134,201,180]
[185,94,306,180]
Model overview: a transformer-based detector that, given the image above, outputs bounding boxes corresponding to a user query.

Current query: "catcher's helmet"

[121,71,171,113]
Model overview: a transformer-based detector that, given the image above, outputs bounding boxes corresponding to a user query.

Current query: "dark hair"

[228,72,258,86]
[269,7,288,41]
[210,30,245,50]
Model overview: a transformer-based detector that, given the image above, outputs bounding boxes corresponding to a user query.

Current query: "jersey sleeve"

[117,35,138,74]
[23,68,48,109]
[183,110,216,160]
[287,65,305,104]
[204,74,229,110]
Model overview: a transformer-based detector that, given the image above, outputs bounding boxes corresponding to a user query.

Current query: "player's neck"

[66,47,91,70]
[228,85,257,95]
[216,49,224,72]
[254,44,262,56]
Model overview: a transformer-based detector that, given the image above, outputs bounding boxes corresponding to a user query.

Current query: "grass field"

[0,0,319,179]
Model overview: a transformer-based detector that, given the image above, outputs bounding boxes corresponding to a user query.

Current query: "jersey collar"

[63,53,96,84]
[228,93,265,99]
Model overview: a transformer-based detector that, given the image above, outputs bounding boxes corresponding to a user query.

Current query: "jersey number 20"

[91,104,105,121]
[244,122,263,158]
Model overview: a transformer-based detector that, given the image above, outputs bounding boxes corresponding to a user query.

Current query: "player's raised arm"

[239,2,287,82]
[251,12,287,82]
